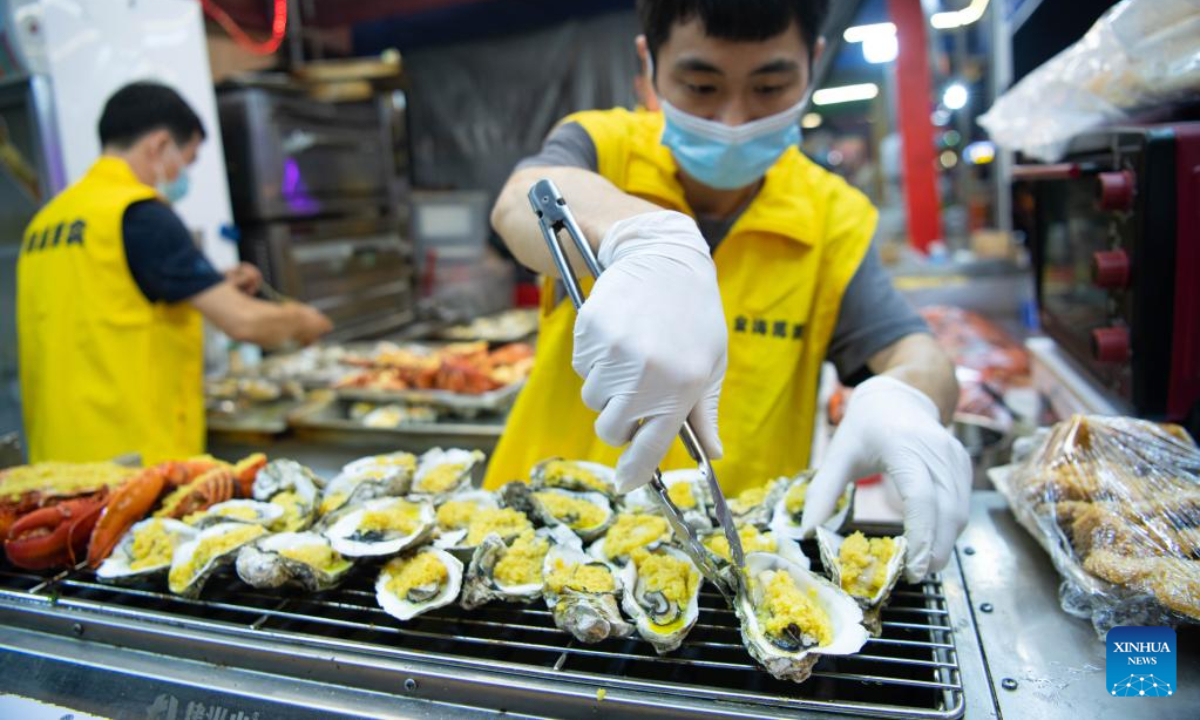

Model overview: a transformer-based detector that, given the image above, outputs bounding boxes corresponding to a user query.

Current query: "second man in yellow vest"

[487,0,971,581]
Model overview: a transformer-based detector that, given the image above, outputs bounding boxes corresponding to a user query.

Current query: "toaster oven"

[1019,123,1200,426]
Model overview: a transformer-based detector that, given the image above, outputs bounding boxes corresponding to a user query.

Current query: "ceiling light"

[943,83,969,111]
[813,83,879,106]
[843,22,896,43]
[931,0,991,30]
[801,112,823,129]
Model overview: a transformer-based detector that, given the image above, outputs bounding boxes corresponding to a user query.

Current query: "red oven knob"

[1092,327,1130,363]
[1092,249,1131,288]
[1098,171,1135,211]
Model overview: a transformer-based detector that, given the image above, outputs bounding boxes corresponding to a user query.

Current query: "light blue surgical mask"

[660,97,807,190]
[158,169,190,204]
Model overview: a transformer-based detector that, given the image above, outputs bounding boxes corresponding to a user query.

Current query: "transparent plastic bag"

[993,415,1200,638]
[979,0,1200,162]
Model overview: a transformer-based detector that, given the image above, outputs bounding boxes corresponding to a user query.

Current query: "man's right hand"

[571,210,728,494]
[291,303,333,345]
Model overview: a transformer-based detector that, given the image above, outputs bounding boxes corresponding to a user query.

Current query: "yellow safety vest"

[484,108,877,495]
[17,157,205,465]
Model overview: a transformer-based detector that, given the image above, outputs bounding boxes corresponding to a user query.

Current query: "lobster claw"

[5,492,109,570]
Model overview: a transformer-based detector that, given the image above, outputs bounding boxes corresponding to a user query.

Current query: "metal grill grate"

[0,547,965,718]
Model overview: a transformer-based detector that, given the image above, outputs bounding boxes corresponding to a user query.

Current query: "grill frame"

[0,545,972,720]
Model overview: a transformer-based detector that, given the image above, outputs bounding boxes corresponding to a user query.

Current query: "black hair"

[637,0,828,61]
[98,81,206,149]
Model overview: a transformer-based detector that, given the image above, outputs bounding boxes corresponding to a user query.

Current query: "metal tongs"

[528,179,746,588]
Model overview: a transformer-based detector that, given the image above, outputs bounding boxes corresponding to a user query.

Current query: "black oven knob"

[1092,327,1130,364]
[1092,249,1131,288]
[1098,171,1135,211]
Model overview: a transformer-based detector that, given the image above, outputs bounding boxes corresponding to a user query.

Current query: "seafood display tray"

[333,380,525,416]
[0,545,970,719]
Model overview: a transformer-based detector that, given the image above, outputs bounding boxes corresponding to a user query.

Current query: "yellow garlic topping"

[545,557,615,594]
[129,520,183,570]
[465,507,532,546]
[493,530,550,587]
[838,532,896,598]
[704,525,777,562]
[730,485,769,514]
[667,481,697,510]
[543,460,609,493]
[534,491,607,530]
[417,463,467,494]
[436,500,480,530]
[279,543,345,572]
[602,513,670,560]
[631,549,698,608]
[785,482,808,516]
[360,502,423,535]
[0,461,135,502]
[169,524,264,592]
[319,492,348,516]
[759,569,832,647]
[269,492,309,532]
[385,552,448,598]
[368,453,417,473]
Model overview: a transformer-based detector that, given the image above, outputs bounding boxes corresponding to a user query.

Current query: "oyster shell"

[734,552,868,683]
[701,524,810,572]
[460,525,579,609]
[376,547,463,621]
[432,489,499,550]
[542,544,632,643]
[96,518,197,583]
[409,447,485,499]
[324,497,435,557]
[619,546,702,654]
[621,470,713,534]
[184,499,283,529]
[530,458,617,499]
[168,522,267,597]
[317,459,412,522]
[235,531,353,592]
[252,459,322,532]
[769,473,854,541]
[815,527,906,636]
[501,482,614,541]
[723,478,788,529]
[587,512,673,566]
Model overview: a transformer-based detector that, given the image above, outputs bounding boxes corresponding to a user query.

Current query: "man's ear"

[636,34,652,83]
[812,36,827,71]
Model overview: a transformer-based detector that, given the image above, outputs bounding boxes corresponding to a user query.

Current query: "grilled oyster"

[621,470,713,533]
[735,552,868,683]
[501,482,614,541]
[409,447,485,499]
[252,460,322,532]
[183,499,283,529]
[816,528,906,636]
[619,546,701,654]
[168,522,267,597]
[724,478,788,529]
[432,489,499,550]
[235,531,353,592]
[542,544,632,643]
[96,518,197,583]
[769,473,854,541]
[588,512,672,566]
[318,459,413,521]
[460,525,579,609]
[324,497,435,558]
[701,524,810,571]
[376,547,463,621]
[530,458,617,499]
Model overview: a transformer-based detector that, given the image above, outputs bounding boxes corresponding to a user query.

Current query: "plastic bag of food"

[979,0,1200,162]
[994,415,1200,638]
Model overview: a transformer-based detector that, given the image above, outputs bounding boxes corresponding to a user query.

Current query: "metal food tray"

[206,398,308,436]
[288,396,506,453]
[0,540,971,719]
[333,379,525,416]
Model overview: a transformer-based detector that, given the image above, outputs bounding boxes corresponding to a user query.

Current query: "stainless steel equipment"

[0,540,971,719]
[218,85,416,341]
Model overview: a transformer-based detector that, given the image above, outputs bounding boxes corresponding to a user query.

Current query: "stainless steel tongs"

[528,179,746,585]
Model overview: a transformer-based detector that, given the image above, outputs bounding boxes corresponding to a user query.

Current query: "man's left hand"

[799,375,971,582]
[226,262,263,296]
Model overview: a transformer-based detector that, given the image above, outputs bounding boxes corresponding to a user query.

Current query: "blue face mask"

[155,143,191,204]
[660,97,807,190]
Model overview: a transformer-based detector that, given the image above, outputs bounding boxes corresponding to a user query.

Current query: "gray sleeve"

[514,122,598,172]
[825,242,930,383]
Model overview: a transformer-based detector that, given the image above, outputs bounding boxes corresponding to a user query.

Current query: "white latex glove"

[572,210,727,493]
[799,375,971,581]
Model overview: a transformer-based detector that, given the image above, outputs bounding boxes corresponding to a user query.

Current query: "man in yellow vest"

[486,0,971,580]
[18,81,332,465]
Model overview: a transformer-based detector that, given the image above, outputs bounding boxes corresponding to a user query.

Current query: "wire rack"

[0,545,965,719]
